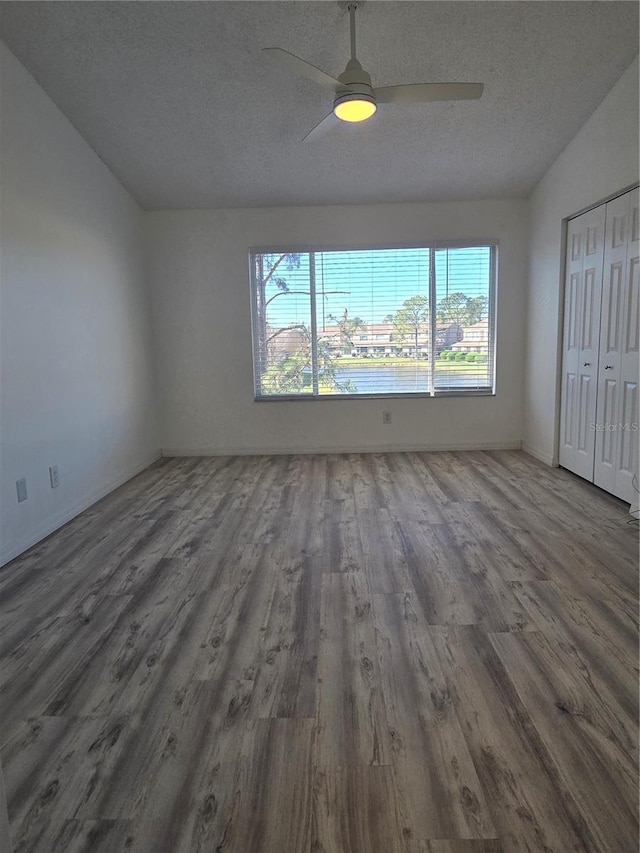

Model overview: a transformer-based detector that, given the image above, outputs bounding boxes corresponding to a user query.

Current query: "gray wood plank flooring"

[1,451,637,852]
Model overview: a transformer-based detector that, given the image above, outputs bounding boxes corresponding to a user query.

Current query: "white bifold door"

[559,187,639,504]
[559,205,606,481]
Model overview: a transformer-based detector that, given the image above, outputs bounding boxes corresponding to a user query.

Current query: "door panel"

[625,256,639,351]
[563,372,576,448]
[567,271,580,349]
[594,188,640,502]
[559,206,605,479]
[616,194,639,502]
[576,374,592,453]
[580,267,596,349]
[619,381,637,475]
[596,377,618,478]
[603,261,623,355]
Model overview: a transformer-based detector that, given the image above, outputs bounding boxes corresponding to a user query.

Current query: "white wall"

[147,200,528,455]
[0,42,159,566]
[524,57,639,465]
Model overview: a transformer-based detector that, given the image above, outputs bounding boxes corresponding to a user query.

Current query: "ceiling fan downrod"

[348,2,358,60]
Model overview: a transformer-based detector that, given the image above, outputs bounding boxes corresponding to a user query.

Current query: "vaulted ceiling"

[1,1,637,209]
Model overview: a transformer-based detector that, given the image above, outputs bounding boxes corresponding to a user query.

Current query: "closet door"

[559,206,605,479]
[594,188,639,502]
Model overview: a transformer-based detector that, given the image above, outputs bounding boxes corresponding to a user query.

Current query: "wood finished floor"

[0,450,638,853]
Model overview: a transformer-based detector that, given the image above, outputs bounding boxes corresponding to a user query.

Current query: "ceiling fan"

[263,0,484,142]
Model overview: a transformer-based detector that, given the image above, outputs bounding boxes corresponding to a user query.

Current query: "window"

[250,243,496,399]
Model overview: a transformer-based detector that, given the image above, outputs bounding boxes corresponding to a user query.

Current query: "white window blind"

[250,244,496,399]
[433,246,495,393]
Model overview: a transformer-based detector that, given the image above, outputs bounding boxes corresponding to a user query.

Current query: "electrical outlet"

[49,465,60,489]
[16,478,28,502]
[383,411,392,424]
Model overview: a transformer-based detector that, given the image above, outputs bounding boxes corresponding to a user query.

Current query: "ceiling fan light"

[333,93,377,123]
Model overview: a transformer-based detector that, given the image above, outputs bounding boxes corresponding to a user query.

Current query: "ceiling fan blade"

[263,47,341,91]
[302,112,340,143]
[375,83,484,104]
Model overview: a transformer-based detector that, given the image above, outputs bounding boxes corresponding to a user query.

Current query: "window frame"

[249,240,498,401]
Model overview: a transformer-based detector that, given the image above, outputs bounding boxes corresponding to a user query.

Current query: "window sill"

[254,389,496,402]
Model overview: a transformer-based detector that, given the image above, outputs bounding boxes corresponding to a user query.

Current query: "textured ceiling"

[0,1,638,209]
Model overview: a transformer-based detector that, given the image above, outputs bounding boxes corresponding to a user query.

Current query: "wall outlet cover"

[49,465,60,489]
[16,478,28,502]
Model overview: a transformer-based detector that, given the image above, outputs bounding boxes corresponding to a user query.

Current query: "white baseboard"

[162,440,523,457]
[0,451,162,568]
[522,442,555,466]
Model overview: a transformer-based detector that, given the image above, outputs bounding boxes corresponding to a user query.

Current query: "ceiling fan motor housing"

[334,57,376,113]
